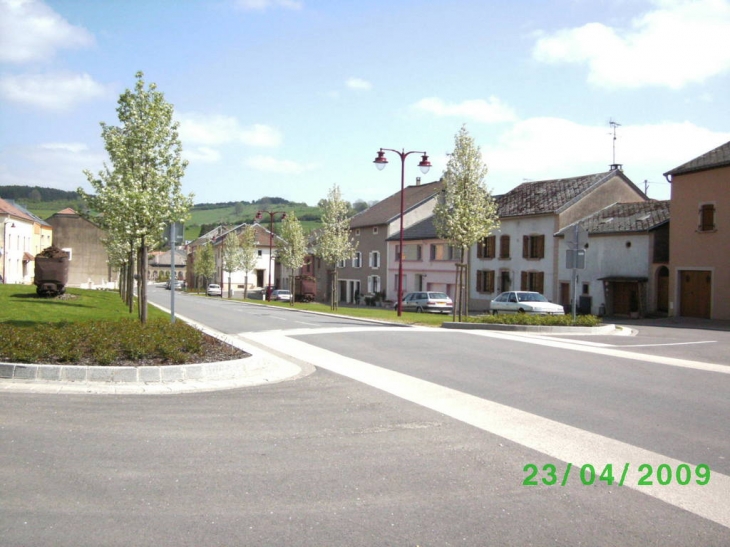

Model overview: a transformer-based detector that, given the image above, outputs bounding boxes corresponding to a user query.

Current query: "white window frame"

[369,251,380,269]
[352,252,362,268]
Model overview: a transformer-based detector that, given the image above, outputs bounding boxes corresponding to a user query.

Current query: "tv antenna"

[609,118,621,166]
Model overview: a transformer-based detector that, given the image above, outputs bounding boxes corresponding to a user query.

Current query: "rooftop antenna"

[609,118,622,170]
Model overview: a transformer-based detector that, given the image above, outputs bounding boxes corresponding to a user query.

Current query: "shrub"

[466,314,602,327]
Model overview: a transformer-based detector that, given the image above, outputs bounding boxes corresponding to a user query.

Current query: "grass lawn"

[0,284,168,325]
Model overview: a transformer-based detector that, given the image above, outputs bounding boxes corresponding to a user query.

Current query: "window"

[257,250,263,257]
[373,227,379,235]
[415,274,425,291]
[337,259,346,268]
[355,229,361,236]
[477,236,496,259]
[499,270,511,292]
[476,270,495,293]
[62,247,73,261]
[699,203,715,232]
[352,252,362,268]
[368,275,381,294]
[520,271,545,293]
[522,235,545,259]
[499,235,510,259]
[369,251,380,268]
[430,244,462,261]
[396,244,422,261]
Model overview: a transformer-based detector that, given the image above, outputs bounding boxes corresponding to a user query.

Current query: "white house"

[1,197,37,285]
[470,169,647,312]
[555,200,670,317]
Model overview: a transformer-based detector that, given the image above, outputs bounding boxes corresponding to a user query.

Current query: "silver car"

[395,291,453,314]
[489,291,565,315]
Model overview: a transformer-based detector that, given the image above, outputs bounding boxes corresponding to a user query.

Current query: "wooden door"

[680,270,711,318]
[656,267,669,312]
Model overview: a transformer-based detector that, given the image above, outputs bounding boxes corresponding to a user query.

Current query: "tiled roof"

[664,140,730,177]
[386,215,438,241]
[0,197,38,223]
[214,222,277,246]
[6,200,50,226]
[497,170,623,218]
[349,180,443,228]
[557,200,670,236]
[56,208,78,215]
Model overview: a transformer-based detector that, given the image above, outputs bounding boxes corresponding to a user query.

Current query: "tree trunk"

[244,274,249,300]
[127,245,135,314]
[330,268,338,311]
[139,241,148,324]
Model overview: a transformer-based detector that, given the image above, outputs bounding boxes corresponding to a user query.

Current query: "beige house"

[664,140,730,320]
[46,208,114,288]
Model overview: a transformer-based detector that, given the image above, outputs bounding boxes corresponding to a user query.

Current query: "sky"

[1,0,729,207]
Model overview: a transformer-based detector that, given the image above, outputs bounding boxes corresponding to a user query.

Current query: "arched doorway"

[656,266,669,313]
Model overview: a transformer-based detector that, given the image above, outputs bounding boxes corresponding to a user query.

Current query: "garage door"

[679,270,711,319]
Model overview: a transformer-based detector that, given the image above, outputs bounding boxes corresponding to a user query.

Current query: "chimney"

[416,177,421,186]
[610,163,623,171]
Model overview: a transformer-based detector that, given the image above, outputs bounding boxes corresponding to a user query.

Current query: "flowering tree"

[194,241,216,294]
[278,211,308,306]
[433,125,499,321]
[221,230,245,299]
[238,225,259,300]
[315,184,356,310]
[81,71,193,323]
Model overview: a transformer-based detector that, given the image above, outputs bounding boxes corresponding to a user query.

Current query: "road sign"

[164,222,184,245]
[566,249,586,269]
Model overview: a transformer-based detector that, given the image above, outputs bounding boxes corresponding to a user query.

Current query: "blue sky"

[1,0,729,206]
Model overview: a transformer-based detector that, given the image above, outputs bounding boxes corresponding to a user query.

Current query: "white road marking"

[616,341,717,348]
[239,331,730,530]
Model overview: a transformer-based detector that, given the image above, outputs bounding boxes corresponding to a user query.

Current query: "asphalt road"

[1,287,728,546]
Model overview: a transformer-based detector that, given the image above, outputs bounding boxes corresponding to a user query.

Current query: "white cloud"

[412,96,518,123]
[0,0,94,64]
[234,0,303,11]
[482,117,730,199]
[244,155,317,174]
[0,141,104,192]
[177,113,282,148]
[532,0,730,89]
[346,77,372,90]
[0,72,111,111]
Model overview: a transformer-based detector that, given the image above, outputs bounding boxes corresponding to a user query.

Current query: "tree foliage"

[193,241,216,291]
[316,184,356,309]
[278,212,308,305]
[238,225,259,300]
[221,229,245,298]
[433,125,499,320]
[81,71,193,322]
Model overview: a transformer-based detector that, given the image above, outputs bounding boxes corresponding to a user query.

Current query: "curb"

[441,322,619,334]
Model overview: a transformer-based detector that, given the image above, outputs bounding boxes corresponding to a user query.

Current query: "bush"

[466,314,602,327]
[0,318,226,366]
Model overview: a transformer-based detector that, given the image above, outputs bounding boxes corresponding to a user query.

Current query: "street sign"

[567,225,589,250]
[164,222,184,245]
[566,249,586,269]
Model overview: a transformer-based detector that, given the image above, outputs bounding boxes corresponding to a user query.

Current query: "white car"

[394,291,454,314]
[270,289,292,302]
[489,291,565,315]
[206,283,222,296]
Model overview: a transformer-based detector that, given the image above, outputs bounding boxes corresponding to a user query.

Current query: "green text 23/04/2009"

[523,463,711,487]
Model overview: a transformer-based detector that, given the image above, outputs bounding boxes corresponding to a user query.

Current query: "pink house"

[664,140,730,320]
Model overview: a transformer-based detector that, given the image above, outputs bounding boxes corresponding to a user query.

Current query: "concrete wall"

[47,213,111,287]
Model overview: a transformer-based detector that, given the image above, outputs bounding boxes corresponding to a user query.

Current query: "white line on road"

[240,331,730,530]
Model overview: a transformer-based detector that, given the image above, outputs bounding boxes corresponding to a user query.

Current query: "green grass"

[0,284,168,325]
[0,285,239,366]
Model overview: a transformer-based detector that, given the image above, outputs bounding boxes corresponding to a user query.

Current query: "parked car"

[395,291,453,314]
[206,283,222,296]
[489,291,565,315]
[165,280,184,290]
[270,289,292,302]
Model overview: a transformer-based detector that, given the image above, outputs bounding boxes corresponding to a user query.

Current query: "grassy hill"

[1,186,323,241]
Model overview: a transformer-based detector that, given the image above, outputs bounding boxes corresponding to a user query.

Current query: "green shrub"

[466,313,602,327]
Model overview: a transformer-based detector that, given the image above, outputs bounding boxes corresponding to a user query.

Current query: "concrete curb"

[441,322,619,335]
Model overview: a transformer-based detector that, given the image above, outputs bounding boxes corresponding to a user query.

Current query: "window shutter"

[538,235,545,259]
[537,271,544,294]
[523,236,529,258]
[521,271,528,290]
[488,270,495,293]
[476,270,483,292]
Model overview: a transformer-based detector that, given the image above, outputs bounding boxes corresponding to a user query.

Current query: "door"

[560,282,570,309]
[656,266,669,313]
[679,270,711,318]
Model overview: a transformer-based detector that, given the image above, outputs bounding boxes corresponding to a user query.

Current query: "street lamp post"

[255,210,287,300]
[373,148,431,316]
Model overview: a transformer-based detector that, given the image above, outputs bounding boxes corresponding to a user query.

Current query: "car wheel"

[492,310,498,316]
[415,306,423,313]
[518,308,526,314]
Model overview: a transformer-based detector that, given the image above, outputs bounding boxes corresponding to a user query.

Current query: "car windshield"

[428,293,448,299]
[516,292,548,302]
